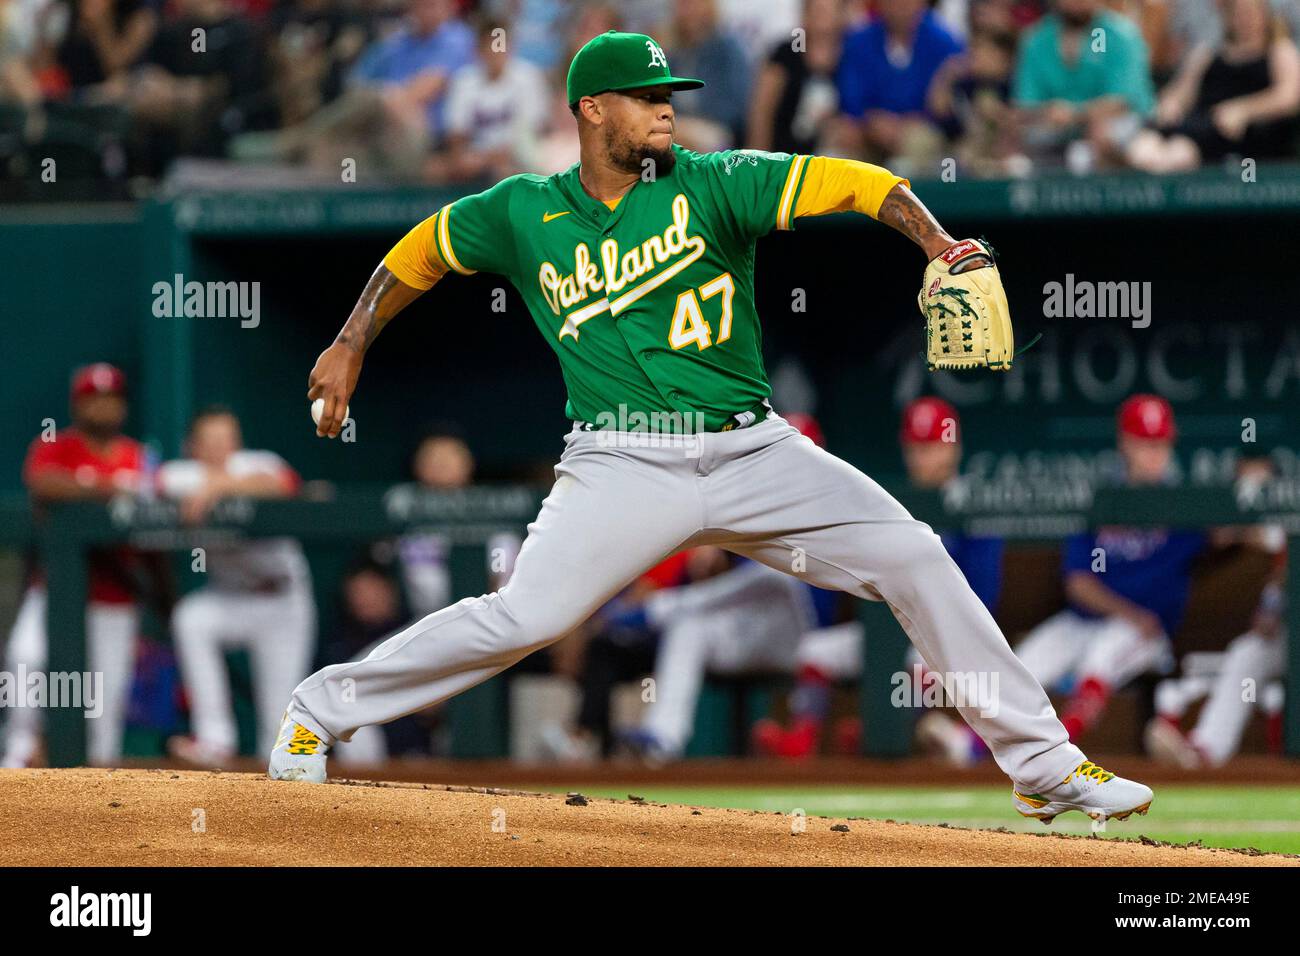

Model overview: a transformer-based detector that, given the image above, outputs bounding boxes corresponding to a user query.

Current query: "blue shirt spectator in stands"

[349,0,475,142]
[1061,529,1206,637]
[834,0,963,169]
[485,0,567,71]
[943,532,1005,612]
[664,0,754,151]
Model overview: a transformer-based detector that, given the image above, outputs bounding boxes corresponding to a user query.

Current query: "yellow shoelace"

[1066,761,1115,785]
[287,724,323,756]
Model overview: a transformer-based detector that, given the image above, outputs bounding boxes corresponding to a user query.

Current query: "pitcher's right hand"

[307,342,363,438]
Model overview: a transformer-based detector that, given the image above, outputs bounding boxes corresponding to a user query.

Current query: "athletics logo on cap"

[566,31,704,107]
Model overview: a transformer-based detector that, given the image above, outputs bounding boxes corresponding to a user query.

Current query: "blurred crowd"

[0,362,1287,770]
[2,0,1299,195]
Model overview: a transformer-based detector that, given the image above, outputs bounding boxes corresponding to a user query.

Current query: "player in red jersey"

[2,364,159,767]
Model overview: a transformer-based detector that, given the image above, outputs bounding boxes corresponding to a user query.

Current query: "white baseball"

[311,398,349,428]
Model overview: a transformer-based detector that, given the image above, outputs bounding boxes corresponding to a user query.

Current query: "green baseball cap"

[566,31,704,107]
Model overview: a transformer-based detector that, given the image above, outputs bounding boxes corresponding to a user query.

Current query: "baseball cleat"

[1012,761,1153,824]
[268,713,330,784]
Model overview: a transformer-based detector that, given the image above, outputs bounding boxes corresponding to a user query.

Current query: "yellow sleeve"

[792,156,909,221]
[382,210,450,291]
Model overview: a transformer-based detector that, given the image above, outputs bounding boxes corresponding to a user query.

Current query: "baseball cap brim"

[577,76,705,103]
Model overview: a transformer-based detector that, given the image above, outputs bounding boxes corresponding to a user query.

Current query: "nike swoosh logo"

[542,211,571,223]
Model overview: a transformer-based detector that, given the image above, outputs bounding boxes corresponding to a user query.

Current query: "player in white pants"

[1147,629,1287,767]
[3,363,151,768]
[3,588,138,767]
[1187,631,1286,765]
[622,551,817,758]
[158,408,315,763]
[1146,517,1289,768]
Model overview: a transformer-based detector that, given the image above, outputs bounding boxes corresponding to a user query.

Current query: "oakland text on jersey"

[540,192,707,337]
[385,145,827,432]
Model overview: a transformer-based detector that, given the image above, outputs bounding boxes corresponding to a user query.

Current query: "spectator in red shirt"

[2,363,154,767]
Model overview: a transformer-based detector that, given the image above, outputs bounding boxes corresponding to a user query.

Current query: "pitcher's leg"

[710,426,1083,792]
[286,450,700,743]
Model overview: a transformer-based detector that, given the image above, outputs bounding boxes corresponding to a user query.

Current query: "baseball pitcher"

[269,31,1152,823]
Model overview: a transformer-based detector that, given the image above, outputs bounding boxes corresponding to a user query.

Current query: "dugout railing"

[6,479,1300,766]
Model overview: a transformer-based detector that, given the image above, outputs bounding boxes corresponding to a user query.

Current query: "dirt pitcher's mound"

[0,768,1294,867]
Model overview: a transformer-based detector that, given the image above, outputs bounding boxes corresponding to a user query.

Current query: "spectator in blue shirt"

[349,0,475,144]
[832,0,963,171]
[485,0,567,72]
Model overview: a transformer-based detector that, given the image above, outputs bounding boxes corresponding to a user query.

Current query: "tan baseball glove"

[918,238,1015,372]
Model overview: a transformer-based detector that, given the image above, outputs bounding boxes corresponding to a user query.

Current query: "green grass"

[582,784,1300,855]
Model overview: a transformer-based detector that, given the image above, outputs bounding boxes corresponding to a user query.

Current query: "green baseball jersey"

[423,146,813,432]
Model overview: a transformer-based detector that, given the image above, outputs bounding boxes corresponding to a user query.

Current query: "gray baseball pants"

[284,414,1084,790]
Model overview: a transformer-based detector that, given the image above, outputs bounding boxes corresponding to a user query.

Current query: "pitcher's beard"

[607,132,677,178]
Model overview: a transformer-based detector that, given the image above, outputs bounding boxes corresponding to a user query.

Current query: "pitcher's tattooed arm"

[308,265,424,438]
[335,264,425,353]
[877,183,958,262]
